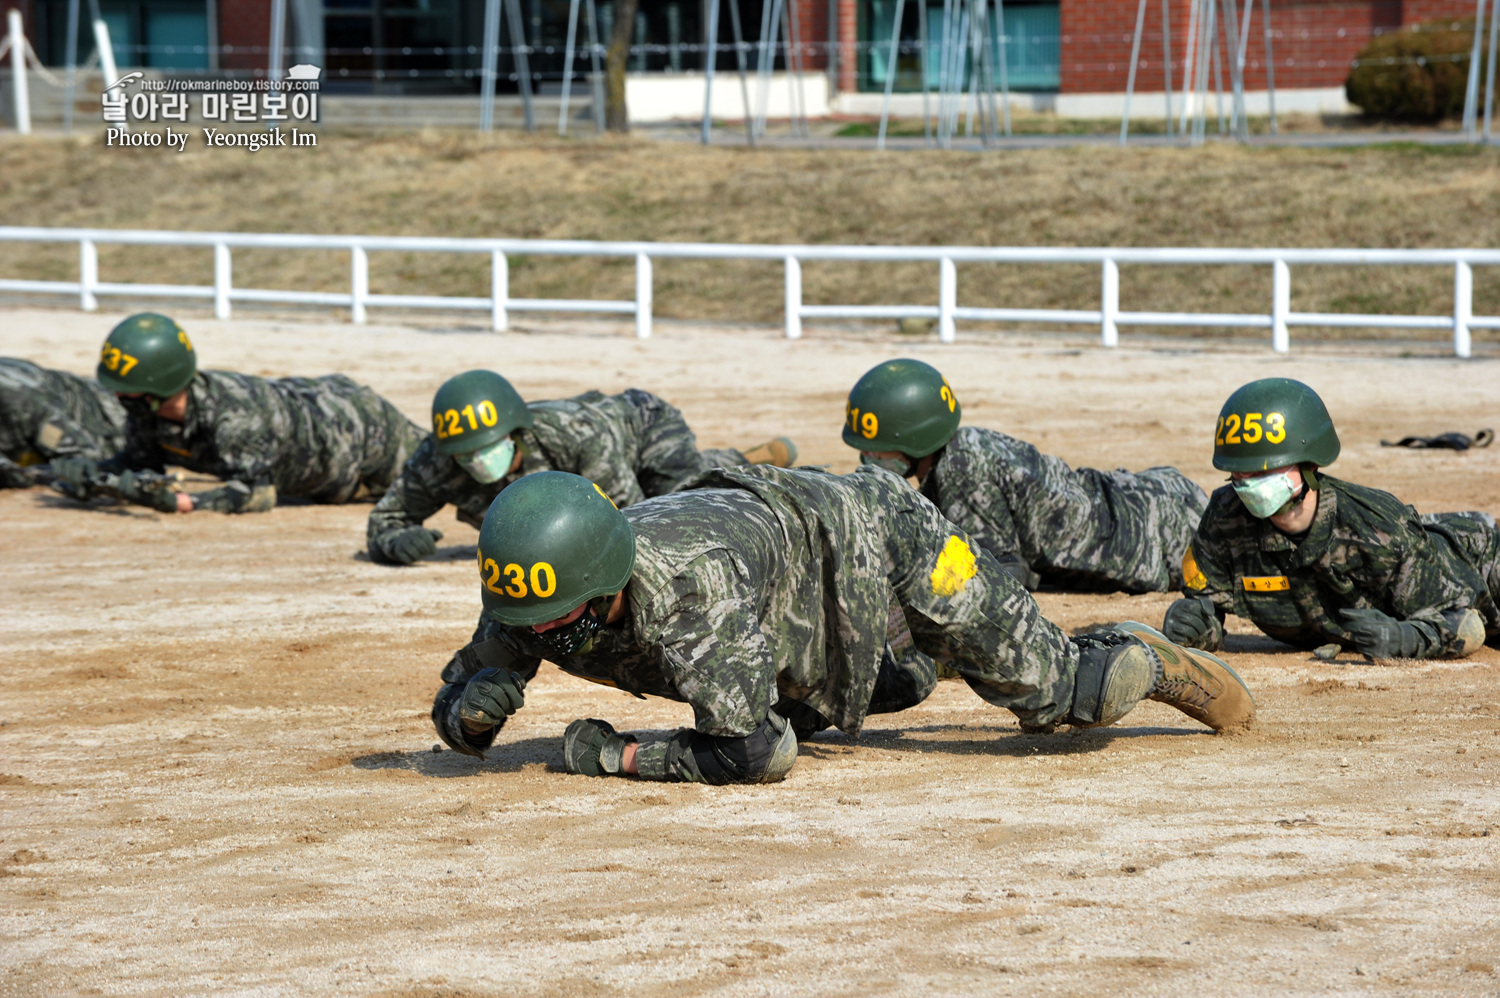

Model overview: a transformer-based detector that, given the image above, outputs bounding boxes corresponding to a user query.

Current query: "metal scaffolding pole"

[878,0,909,149]
[994,0,1010,134]
[479,0,501,131]
[918,0,933,144]
[784,0,810,137]
[1178,0,1198,134]
[727,0,755,145]
[701,0,720,142]
[505,0,536,131]
[1462,0,1486,139]
[559,0,582,134]
[1162,0,1173,139]
[1220,0,1246,139]
[1119,0,1149,145]
[586,0,604,131]
[1260,0,1276,132]
[1485,0,1499,141]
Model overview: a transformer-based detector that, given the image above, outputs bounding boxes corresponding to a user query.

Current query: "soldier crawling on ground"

[0,357,126,489]
[840,359,1208,594]
[51,313,426,514]
[429,466,1256,785]
[366,370,798,565]
[1163,377,1500,661]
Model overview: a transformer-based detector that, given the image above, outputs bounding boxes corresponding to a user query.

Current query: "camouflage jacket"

[1184,475,1493,655]
[0,358,126,488]
[919,426,1207,592]
[447,466,900,778]
[104,370,425,513]
[368,389,740,543]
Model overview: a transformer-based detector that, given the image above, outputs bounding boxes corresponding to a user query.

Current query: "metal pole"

[727,0,755,145]
[268,0,288,81]
[63,0,81,133]
[975,0,1000,143]
[782,0,804,136]
[1193,0,1211,142]
[878,0,909,149]
[214,243,232,321]
[1454,260,1473,358]
[918,0,933,144]
[585,0,604,131]
[559,0,582,134]
[1220,0,1245,139]
[1120,0,1148,145]
[784,256,802,338]
[1463,0,1485,139]
[1101,258,1119,347]
[994,0,1009,134]
[506,0,536,132]
[491,251,509,332]
[755,0,777,137]
[939,256,956,342]
[936,0,953,145]
[480,0,500,131]
[7,9,31,135]
[702,0,720,142]
[1271,258,1289,354]
[1260,0,1275,132]
[1161,0,1173,138]
[1210,4,1226,136]
[1484,0,1498,141]
[634,253,652,339]
[1178,0,1197,134]
[787,0,810,136]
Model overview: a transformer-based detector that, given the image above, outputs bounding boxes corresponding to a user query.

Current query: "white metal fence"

[0,226,1494,357]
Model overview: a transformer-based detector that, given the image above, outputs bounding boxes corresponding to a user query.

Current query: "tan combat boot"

[1115,621,1257,733]
[742,437,799,468]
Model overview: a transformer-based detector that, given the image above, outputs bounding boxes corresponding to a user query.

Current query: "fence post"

[939,256,956,343]
[351,245,368,325]
[1101,258,1119,347]
[635,252,652,339]
[213,242,232,320]
[1271,257,1289,354]
[1454,259,1473,359]
[784,256,802,339]
[491,250,508,332]
[8,9,32,135]
[78,239,97,312]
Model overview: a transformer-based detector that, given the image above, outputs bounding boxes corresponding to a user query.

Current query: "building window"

[860,0,1058,92]
[35,0,208,69]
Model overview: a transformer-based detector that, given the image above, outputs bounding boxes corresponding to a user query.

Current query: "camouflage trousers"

[1425,510,1500,636]
[624,388,748,497]
[1044,466,1208,593]
[867,470,1081,729]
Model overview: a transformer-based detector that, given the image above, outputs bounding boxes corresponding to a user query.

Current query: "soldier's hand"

[1163,596,1220,648]
[563,718,637,777]
[457,667,526,732]
[432,681,497,758]
[994,553,1041,591]
[1339,608,1423,659]
[51,456,99,498]
[377,526,444,565]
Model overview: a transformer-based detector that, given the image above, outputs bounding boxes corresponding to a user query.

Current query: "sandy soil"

[2,307,1498,997]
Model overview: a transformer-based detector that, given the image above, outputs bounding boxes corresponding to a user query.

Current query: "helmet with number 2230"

[842,358,962,458]
[1212,377,1340,473]
[477,471,636,627]
[430,369,534,457]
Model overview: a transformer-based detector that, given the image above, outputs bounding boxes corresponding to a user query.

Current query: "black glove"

[457,667,526,731]
[375,526,444,565]
[994,553,1040,591]
[1339,607,1425,659]
[1163,596,1222,648]
[432,682,496,758]
[562,718,636,777]
[115,469,179,512]
[51,456,99,499]
[0,461,38,489]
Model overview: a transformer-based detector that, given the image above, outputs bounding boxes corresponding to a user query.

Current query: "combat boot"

[1061,629,1162,729]
[1114,621,1256,732]
[742,437,799,467]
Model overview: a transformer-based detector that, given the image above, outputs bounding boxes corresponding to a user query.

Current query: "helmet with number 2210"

[1212,377,1340,473]
[477,471,636,627]
[842,358,962,458]
[430,369,534,457]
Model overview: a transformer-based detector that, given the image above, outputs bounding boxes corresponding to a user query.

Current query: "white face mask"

[454,437,516,484]
[1232,470,1299,519]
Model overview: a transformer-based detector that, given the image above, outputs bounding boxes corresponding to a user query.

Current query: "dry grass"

[2,131,1499,333]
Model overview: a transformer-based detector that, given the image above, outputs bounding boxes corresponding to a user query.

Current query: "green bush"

[1345,19,1486,121]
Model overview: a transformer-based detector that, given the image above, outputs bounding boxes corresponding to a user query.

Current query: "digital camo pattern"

[1421,510,1500,636]
[368,388,747,548]
[920,427,1208,593]
[105,370,425,513]
[1185,476,1496,656]
[444,464,1081,782]
[0,358,126,488]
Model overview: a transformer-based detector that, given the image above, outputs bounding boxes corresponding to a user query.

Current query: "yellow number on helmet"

[445,409,463,437]
[482,557,504,593]
[592,482,618,509]
[1242,412,1264,444]
[861,411,878,439]
[940,381,956,412]
[178,330,194,351]
[1265,412,1286,444]
[1223,414,1242,445]
[478,400,499,427]
[502,563,527,598]
[530,562,557,598]
[432,412,447,438]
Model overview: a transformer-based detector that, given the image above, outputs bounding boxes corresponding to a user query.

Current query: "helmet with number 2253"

[1212,377,1340,473]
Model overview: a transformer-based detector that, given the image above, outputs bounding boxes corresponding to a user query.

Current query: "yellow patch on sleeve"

[930,535,978,597]
[1242,575,1290,592]
[17,449,43,467]
[1182,545,1208,591]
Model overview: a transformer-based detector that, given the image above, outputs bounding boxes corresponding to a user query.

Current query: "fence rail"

[0,226,1494,356]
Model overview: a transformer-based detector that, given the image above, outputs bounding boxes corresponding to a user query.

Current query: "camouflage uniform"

[1183,475,1499,656]
[444,464,1081,781]
[102,370,425,513]
[368,388,748,545]
[919,426,1208,592]
[0,359,126,488]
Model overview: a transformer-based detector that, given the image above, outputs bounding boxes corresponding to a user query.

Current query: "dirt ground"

[2,306,1498,997]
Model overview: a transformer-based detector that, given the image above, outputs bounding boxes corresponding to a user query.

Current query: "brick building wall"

[217,0,269,71]
[1059,0,1473,93]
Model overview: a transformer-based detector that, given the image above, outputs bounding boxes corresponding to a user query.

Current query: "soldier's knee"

[683,714,799,785]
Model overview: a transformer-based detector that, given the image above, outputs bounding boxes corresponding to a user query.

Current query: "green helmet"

[842,358,961,458]
[477,471,636,626]
[96,313,196,396]
[1212,377,1340,472]
[431,370,534,456]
